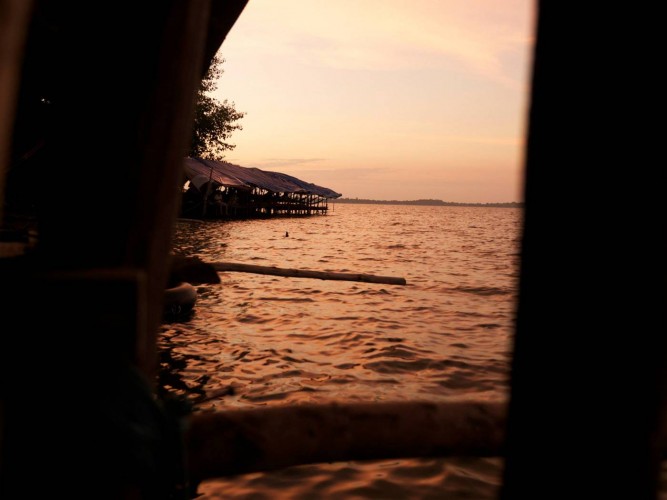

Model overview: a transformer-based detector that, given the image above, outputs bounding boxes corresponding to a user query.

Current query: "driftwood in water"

[212,261,407,285]
[187,400,505,481]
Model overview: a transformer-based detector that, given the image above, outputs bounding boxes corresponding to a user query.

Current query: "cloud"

[289,166,396,181]
[228,0,533,87]
[220,0,531,202]
[245,158,327,169]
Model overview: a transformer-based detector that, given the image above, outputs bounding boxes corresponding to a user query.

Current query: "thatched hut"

[182,157,341,218]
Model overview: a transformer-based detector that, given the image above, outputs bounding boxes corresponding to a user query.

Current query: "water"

[160,203,522,498]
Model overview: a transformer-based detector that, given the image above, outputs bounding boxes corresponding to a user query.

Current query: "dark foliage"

[189,56,245,160]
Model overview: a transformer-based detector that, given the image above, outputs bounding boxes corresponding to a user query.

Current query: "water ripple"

[161,204,521,499]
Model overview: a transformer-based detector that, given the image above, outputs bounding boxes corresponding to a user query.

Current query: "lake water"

[160,203,523,498]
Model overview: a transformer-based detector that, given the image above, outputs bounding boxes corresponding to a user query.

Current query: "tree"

[189,56,245,160]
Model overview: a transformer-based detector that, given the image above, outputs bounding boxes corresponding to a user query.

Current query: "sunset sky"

[215,1,535,203]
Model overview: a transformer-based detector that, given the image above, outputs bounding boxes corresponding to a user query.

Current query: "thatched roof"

[184,157,342,198]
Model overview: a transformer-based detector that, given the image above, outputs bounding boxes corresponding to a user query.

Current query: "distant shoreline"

[333,198,523,208]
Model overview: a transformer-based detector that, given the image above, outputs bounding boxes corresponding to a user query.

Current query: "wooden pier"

[181,157,340,219]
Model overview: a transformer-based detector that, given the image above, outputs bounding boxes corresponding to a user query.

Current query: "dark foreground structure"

[182,157,341,219]
[1,1,665,499]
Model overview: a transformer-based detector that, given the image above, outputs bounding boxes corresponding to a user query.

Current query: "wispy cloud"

[245,158,327,169]
[229,0,533,87]
[220,0,532,202]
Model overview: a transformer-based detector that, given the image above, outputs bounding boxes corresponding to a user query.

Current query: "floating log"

[212,261,407,285]
[187,400,506,481]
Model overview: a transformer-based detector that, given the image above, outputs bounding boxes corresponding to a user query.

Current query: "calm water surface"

[160,204,522,498]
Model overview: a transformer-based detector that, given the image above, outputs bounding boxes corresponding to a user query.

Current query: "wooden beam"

[501,3,667,499]
[187,401,506,482]
[212,261,407,285]
[202,0,250,72]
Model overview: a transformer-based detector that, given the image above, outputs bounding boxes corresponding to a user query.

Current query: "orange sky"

[215,0,535,202]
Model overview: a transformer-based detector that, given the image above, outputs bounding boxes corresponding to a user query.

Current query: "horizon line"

[334,198,523,206]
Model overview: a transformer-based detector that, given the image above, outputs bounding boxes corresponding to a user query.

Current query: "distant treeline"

[334,198,523,208]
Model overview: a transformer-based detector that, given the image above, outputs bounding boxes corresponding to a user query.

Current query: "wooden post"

[501,3,667,499]
[1,1,249,496]
[0,0,34,479]
[202,165,214,217]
